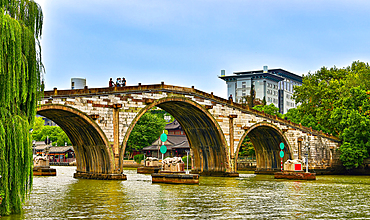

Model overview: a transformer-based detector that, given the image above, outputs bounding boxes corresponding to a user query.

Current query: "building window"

[242,82,246,88]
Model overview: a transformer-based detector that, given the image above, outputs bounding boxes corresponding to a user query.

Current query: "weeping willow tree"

[0,0,43,215]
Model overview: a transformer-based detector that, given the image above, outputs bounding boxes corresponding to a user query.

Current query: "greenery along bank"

[286,61,370,169]
[125,109,168,159]
[0,0,43,216]
[239,61,370,170]
[32,117,72,147]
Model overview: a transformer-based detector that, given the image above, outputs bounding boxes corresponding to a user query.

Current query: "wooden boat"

[274,171,316,180]
[152,172,199,184]
[151,157,199,184]
[137,166,161,174]
[33,167,57,176]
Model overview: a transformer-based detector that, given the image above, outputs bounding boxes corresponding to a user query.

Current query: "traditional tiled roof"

[49,146,74,153]
[34,141,47,147]
[143,134,189,151]
[35,145,74,153]
[165,120,182,131]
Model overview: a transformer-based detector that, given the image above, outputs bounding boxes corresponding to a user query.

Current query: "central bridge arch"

[120,97,229,175]
[236,122,292,172]
[37,104,114,174]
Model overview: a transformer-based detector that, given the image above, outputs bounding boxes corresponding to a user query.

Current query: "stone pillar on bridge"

[298,137,303,160]
[228,114,238,173]
[113,104,122,170]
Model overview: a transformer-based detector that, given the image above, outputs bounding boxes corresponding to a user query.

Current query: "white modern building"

[219,66,302,114]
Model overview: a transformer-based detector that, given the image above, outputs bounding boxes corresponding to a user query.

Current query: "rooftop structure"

[219,66,303,114]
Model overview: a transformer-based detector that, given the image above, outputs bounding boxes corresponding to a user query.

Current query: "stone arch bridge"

[38,83,341,179]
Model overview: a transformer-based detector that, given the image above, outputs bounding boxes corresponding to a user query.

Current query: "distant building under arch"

[142,120,190,158]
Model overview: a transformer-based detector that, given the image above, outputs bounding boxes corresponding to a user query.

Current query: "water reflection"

[3,167,370,219]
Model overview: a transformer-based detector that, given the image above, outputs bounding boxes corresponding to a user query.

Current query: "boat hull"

[33,167,57,176]
[274,171,316,180]
[151,172,199,184]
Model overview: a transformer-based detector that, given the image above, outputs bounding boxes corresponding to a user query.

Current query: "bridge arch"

[37,104,114,174]
[120,97,229,174]
[235,122,292,172]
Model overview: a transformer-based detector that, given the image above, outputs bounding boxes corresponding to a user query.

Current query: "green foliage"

[32,126,72,147]
[238,136,255,157]
[285,61,370,169]
[284,108,301,124]
[31,117,72,147]
[0,189,4,201]
[126,111,167,158]
[0,0,43,215]
[182,155,191,167]
[331,88,370,169]
[339,142,368,169]
[33,117,44,131]
[253,103,283,118]
[148,109,174,123]
[133,154,144,164]
[284,108,329,133]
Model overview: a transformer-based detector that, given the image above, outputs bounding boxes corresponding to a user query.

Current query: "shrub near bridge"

[286,61,370,169]
[182,156,191,168]
[134,154,145,164]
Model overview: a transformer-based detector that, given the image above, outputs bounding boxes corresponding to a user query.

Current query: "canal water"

[4,166,370,219]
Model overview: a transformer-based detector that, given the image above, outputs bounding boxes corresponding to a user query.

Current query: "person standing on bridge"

[122,77,126,86]
[116,78,121,87]
[229,94,233,101]
[109,78,114,87]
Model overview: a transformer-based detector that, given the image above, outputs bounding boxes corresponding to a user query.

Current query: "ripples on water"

[3,167,370,219]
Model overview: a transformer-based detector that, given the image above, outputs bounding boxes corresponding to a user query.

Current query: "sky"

[34,0,370,98]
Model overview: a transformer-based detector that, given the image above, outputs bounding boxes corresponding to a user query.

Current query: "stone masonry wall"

[41,85,341,171]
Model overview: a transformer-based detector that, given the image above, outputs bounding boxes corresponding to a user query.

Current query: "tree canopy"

[238,136,255,157]
[253,103,283,118]
[285,61,370,169]
[126,110,167,158]
[32,117,72,147]
[0,0,43,215]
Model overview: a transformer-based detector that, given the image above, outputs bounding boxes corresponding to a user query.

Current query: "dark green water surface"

[4,166,370,219]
